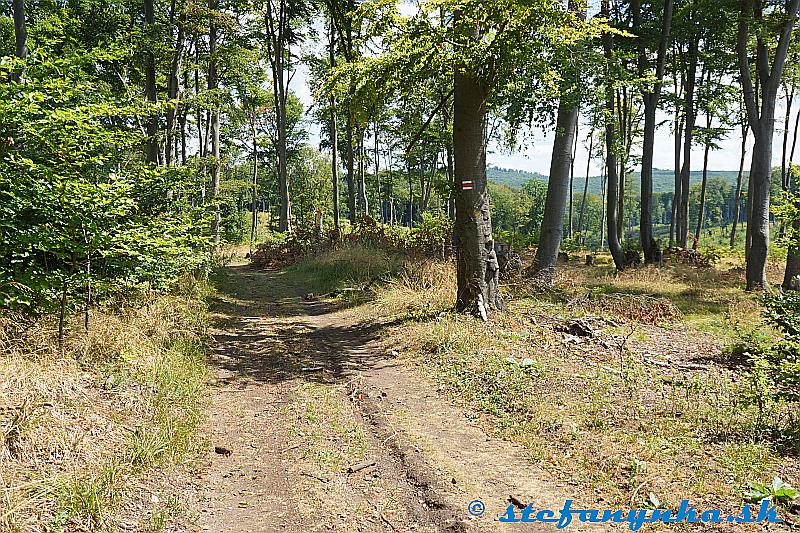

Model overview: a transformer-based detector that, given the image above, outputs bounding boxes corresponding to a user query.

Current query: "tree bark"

[601,0,626,271]
[250,113,259,250]
[358,125,368,215]
[784,216,800,289]
[345,112,357,222]
[730,123,748,247]
[737,0,800,289]
[600,151,607,251]
[12,0,27,61]
[453,19,502,317]
[374,120,381,221]
[531,0,585,280]
[671,114,684,247]
[678,37,699,248]
[165,1,187,167]
[636,0,673,264]
[266,0,293,232]
[144,0,160,165]
[532,97,580,281]
[578,134,593,245]
[209,0,221,243]
[329,21,341,231]
[781,84,795,193]
[694,113,713,250]
[568,120,578,238]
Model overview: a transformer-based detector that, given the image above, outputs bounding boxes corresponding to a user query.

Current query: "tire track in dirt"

[188,264,608,532]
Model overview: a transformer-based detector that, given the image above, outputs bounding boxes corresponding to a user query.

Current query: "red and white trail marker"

[462,180,474,190]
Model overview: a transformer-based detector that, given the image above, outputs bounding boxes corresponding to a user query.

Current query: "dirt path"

[188,263,606,532]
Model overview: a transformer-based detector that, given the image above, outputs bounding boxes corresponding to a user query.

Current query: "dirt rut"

[188,264,606,532]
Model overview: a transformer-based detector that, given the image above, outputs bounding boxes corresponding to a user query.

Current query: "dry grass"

[0,281,209,532]
[331,247,800,526]
[553,256,765,337]
[372,260,456,316]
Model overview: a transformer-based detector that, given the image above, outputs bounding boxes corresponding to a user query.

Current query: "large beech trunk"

[453,32,502,317]
[737,0,800,289]
[532,98,579,281]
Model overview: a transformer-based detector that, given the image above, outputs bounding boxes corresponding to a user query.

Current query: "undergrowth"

[300,243,800,522]
[0,276,209,532]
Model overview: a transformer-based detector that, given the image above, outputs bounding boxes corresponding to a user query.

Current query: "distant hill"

[487,165,744,197]
[487,166,548,189]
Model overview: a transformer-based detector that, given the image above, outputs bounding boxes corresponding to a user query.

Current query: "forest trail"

[188,261,606,532]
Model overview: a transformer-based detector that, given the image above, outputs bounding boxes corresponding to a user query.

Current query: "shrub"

[740,292,800,446]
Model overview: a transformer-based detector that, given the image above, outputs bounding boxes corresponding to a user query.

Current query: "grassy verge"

[286,243,406,301]
[0,276,209,532]
[294,244,798,522]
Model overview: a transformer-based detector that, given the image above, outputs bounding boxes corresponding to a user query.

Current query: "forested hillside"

[489,165,741,195]
[2,0,800,530]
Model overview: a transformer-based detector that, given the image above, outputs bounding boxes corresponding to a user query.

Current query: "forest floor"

[186,246,799,532]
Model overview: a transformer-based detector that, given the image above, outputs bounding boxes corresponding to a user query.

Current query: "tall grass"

[288,243,405,295]
[0,279,209,532]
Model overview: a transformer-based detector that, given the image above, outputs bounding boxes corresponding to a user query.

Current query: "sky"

[288,4,795,179]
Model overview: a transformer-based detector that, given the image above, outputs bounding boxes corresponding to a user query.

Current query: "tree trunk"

[531,0,586,280]
[358,125,368,215]
[670,115,683,247]
[784,216,800,289]
[12,0,27,60]
[641,93,660,261]
[601,0,625,270]
[209,0,221,243]
[600,153,607,251]
[782,84,795,193]
[453,21,502,317]
[266,0,292,232]
[442,97,456,219]
[345,112,357,222]
[789,100,800,191]
[737,0,800,289]
[568,120,578,238]
[165,2,187,167]
[730,123,748,248]
[374,120,381,221]
[616,88,635,241]
[275,75,291,232]
[747,126,775,289]
[144,0,160,165]
[636,0,672,264]
[330,96,341,230]
[532,97,580,281]
[250,114,259,250]
[578,134,593,245]
[678,37,699,248]
[694,114,712,250]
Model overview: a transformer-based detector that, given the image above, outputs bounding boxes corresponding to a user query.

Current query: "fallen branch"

[300,471,330,484]
[347,459,376,474]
